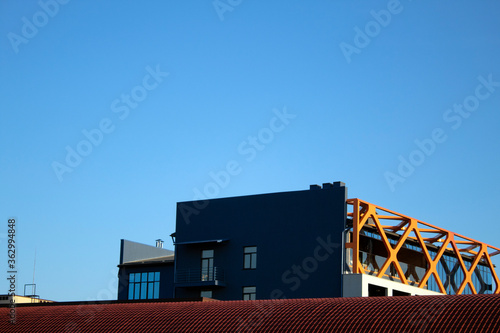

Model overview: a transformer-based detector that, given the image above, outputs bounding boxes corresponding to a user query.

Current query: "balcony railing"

[175,267,225,286]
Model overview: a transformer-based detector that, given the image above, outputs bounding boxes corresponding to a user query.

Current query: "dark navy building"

[172,181,347,300]
[118,182,347,301]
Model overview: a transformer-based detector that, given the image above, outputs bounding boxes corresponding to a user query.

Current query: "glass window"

[243,286,256,300]
[128,271,161,300]
[148,282,154,299]
[154,282,160,299]
[202,250,214,258]
[141,282,147,299]
[128,283,134,299]
[200,290,213,298]
[244,246,257,269]
[134,284,140,299]
[201,250,214,281]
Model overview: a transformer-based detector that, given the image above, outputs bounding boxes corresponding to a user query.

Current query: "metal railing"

[175,267,225,283]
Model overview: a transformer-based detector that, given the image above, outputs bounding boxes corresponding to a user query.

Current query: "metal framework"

[346,198,500,294]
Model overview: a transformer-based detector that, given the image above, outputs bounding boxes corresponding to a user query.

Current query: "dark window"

[393,290,411,296]
[244,246,257,269]
[200,290,213,298]
[202,250,214,281]
[128,272,160,300]
[368,284,387,297]
[243,286,256,300]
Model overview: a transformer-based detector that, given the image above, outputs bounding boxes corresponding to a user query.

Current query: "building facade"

[172,181,347,300]
[118,182,500,301]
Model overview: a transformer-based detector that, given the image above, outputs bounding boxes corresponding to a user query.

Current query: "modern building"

[117,182,500,301]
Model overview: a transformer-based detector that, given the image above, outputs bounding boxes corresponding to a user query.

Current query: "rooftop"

[1,294,499,332]
[120,254,175,266]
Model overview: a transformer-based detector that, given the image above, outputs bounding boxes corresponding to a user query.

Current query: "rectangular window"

[148,282,154,299]
[154,282,160,299]
[141,281,147,299]
[201,250,214,281]
[134,280,141,299]
[128,271,161,300]
[244,246,257,269]
[393,290,410,296]
[128,282,134,299]
[368,284,387,297]
[200,290,213,298]
[128,273,136,299]
[133,273,141,299]
[243,286,256,300]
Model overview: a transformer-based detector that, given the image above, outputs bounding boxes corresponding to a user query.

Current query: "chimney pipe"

[155,239,164,248]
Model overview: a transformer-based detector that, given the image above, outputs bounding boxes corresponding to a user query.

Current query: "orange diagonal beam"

[346,199,500,295]
[482,248,500,293]
[419,233,451,293]
[451,238,474,295]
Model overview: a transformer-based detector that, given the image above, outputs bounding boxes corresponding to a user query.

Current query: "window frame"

[242,286,256,300]
[128,271,161,300]
[243,246,257,270]
[201,249,214,281]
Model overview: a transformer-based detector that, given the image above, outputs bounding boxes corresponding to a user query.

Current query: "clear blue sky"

[1,0,500,301]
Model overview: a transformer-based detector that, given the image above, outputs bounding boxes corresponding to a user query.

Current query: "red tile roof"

[1,294,499,332]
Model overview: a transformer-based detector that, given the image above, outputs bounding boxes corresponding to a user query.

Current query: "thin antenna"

[32,248,36,285]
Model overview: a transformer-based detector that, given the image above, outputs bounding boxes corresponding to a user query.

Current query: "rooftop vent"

[155,239,164,248]
[311,182,345,190]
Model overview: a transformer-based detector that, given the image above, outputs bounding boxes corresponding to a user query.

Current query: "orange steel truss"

[346,198,500,294]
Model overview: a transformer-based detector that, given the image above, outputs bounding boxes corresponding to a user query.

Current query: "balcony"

[175,267,226,288]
